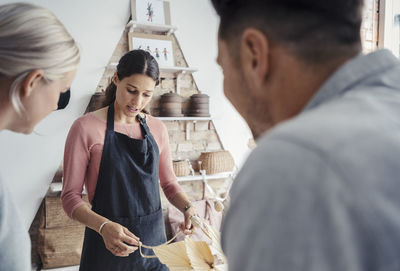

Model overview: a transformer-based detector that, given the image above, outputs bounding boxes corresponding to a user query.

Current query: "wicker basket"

[173,160,192,176]
[198,151,234,175]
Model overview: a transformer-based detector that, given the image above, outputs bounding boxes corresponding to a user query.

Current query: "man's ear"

[240,28,269,90]
[20,70,44,98]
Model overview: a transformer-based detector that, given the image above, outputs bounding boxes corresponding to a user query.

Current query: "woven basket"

[198,151,234,175]
[173,160,192,176]
[37,195,89,269]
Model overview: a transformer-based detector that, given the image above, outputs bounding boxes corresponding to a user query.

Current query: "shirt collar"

[302,49,400,112]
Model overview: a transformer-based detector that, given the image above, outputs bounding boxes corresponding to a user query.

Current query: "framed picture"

[128,32,175,67]
[131,0,171,25]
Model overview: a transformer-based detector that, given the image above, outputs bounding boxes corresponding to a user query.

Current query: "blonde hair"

[0,3,80,115]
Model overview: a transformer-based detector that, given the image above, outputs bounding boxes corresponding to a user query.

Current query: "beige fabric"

[168,199,223,244]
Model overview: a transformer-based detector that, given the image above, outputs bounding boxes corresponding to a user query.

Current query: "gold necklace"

[120,113,145,138]
[123,124,134,138]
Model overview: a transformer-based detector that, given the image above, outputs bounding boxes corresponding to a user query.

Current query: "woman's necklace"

[119,113,145,138]
[123,124,134,138]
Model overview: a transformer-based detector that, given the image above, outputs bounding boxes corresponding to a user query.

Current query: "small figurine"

[162,47,169,61]
[146,2,154,22]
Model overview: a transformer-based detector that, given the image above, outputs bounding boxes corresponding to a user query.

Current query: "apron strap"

[137,114,151,137]
[106,104,115,131]
[137,114,160,155]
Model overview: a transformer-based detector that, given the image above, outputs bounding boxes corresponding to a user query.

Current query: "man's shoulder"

[240,89,400,193]
[265,90,400,156]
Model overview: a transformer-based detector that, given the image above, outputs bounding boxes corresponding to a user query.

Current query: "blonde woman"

[0,3,79,270]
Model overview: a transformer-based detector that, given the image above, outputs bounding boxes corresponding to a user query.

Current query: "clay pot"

[188,93,210,117]
[190,94,209,103]
[160,93,182,103]
[159,93,183,117]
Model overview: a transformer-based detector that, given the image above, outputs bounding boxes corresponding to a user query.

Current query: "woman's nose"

[132,94,143,106]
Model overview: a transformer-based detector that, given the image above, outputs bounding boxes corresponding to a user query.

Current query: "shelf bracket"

[185,120,190,140]
[176,71,184,94]
[127,22,136,33]
[185,120,198,140]
[167,28,175,36]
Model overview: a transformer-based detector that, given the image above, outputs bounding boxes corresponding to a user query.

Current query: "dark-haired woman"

[61,50,194,270]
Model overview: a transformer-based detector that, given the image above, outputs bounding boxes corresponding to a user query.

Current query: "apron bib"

[79,104,168,271]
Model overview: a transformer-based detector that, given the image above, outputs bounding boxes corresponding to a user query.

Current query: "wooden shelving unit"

[157,117,212,121]
[106,62,197,74]
[157,116,212,140]
[48,171,234,193]
[177,171,234,183]
[126,20,177,35]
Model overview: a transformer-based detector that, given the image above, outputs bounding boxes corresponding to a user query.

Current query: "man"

[211,0,400,270]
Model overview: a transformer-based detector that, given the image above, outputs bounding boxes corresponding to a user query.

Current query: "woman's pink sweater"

[61,113,183,218]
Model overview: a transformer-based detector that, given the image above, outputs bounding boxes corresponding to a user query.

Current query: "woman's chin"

[8,125,33,134]
[21,124,35,134]
[5,119,35,134]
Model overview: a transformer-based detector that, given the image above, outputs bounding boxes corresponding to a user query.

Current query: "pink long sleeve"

[158,121,183,198]
[62,119,90,218]
[61,113,183,218]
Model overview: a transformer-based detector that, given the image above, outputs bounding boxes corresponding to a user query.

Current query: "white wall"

[170,0,252,167]
[379,0,400,57]
[0,0,131,229]
[0,0,252,230]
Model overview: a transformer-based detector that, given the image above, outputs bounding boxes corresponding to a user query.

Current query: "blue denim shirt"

[222,49,400,271]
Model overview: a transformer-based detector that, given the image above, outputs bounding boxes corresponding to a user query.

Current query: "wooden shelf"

[159,66,198,74]
[48,182,87,195]
[49,182,62,193]
[177,171,234,183]
[105,64,197,95]
[157,117,212,121]
[48,172,234,192]
[106,63,197,74]
[126,20,177,35]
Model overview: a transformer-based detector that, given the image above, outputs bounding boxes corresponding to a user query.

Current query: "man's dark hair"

[211,0,364,64]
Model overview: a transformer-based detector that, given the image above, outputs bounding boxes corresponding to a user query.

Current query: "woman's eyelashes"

[127,88,152,97]
[127,88,137,94]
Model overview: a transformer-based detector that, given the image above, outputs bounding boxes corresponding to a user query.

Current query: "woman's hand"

[179,206,196,235]
[100,221,141,257]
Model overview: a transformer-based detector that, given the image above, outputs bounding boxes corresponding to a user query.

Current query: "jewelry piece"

[123,125,134,138]
[183,203,192,213]
[99,221,110,235]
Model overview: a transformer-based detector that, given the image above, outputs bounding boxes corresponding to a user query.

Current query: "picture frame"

[131,0,171,25]
[128,32,175,67]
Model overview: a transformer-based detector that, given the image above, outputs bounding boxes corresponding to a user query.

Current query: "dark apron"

[79,104,169,271]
